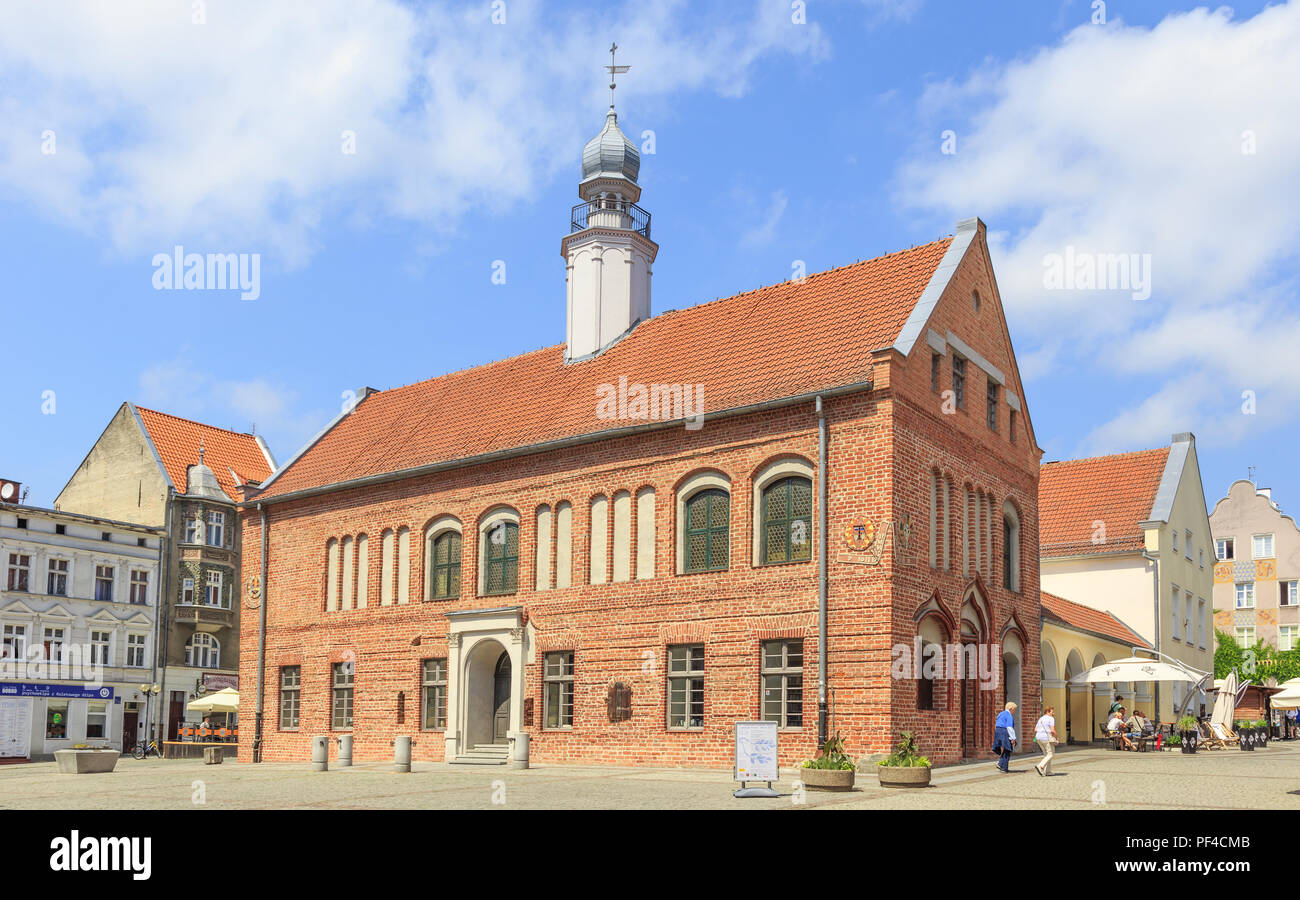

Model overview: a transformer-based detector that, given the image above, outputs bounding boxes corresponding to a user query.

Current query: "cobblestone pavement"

[4,741,1299,810]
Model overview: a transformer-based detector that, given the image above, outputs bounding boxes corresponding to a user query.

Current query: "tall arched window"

[684,488,730,573]
[1002,500,1021,592]
[761,476,812,564]
[185,633,219,668]
[480,514,519,596]
[429,531,462,599]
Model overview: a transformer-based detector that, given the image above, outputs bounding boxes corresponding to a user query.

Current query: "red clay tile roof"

[258,238,953,500]
[135,406,274,501]
[1041,591,1151,649]
[1039,447,1169,557]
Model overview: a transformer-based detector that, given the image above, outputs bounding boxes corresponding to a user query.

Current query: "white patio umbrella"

[1069,656,1204,685]
[186,687,240,714]
[1269,686,1300,709]
[1209,671,1238,728]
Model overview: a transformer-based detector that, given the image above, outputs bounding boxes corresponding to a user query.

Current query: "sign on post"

[733,720,779,798]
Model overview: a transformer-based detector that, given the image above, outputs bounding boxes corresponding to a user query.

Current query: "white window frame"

[1279,625,1298,652]
[127,632,148,667]
[205,570,224,607]
[184,633,218,668]
[1252,533,1275,559]
[1235,581,1256,609]
[1283,581,1299,607]
[46,556,70,596]
[1,623,28,661]
[206,510,225,547]
[129,570,149,605]
[1184,531,1193,560]
[1235,626,1255,648]
[1216,538,1234,560]
[89,629,112,667]
[477,507,521,597]
[6,553,31,592]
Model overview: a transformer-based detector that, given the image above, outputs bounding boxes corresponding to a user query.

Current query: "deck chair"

[1211,722,1241,747]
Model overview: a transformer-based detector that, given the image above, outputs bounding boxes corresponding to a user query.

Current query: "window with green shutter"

[483,521,519,595]
[761,476,812,564]
[430,531,461,599]
[684,489,729,573]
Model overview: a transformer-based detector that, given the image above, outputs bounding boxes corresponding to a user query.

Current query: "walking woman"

[1034,705,1058,776]
[993,701,1017,772]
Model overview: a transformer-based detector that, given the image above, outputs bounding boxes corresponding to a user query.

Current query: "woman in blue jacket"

[992,701,1018,772]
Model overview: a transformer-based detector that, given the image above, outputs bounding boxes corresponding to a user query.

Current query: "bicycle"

[132,738,163,760]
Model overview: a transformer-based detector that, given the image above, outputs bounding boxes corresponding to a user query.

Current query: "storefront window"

[46,701,69,740]
[86,701,107,739]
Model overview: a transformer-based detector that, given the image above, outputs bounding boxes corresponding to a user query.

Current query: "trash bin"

[509,731,529,770]
[311,735,329,771]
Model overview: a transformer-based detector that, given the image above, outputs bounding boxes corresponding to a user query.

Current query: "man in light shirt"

[1034,706,1058,776]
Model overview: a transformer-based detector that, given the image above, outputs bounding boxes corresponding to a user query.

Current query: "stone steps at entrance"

[451,744,509,766]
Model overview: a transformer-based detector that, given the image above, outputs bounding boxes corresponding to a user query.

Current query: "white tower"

[562,45,658,361]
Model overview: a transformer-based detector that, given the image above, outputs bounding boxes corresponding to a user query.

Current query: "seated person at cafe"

[1125,709,1152,735]
[1107,708,1137,750]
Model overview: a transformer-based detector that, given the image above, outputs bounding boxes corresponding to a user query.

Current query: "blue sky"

[1,0,1297,514]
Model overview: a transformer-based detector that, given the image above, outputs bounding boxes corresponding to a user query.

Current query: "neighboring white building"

[1039,433,1215,724]
[0,497,163,760]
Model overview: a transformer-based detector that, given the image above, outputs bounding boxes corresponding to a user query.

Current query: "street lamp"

[138,683,161,749]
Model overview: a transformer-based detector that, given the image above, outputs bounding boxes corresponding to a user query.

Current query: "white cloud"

[0,0,827,266]
[739,189,789,246]
[136,357,322,456]
[897,3,1300,451]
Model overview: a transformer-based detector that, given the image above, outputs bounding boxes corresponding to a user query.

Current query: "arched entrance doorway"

[1064,649,1086,744]
[1002,631,1023,742]
[463,639,513,748]
[959,588,992,758]
[492,652,511,744]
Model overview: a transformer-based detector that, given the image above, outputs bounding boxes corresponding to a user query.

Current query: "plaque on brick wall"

[607,683,632,722]
[523,697,534,727]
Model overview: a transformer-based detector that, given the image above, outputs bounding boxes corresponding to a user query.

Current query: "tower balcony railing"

[570,199,651,240]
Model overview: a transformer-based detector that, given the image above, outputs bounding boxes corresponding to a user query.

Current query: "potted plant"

[876,731,933,788]
[799,733,856,791]
[1235,720,1254,751]
[55,743,120,774]
[1176,715,1198,754]
[1256,719,1270,747]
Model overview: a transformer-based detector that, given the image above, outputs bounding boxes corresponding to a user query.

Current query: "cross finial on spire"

[605,41,629,111]
[198,438,205,467]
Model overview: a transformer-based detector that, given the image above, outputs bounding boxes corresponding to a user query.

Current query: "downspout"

[817,395,828,746]
[253,502,268,762]
[1142,549,1161,720]
[147,489,172,746]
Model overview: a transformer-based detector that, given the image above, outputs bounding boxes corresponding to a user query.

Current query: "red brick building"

[239,107,1041,769]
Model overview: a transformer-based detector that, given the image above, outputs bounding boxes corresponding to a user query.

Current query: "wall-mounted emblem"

[844,518,875,552]
[245,574,262,609]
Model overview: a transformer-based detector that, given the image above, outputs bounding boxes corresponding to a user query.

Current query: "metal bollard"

[393,735,412,773]
[337,734,353,767]
[311,735,329,771]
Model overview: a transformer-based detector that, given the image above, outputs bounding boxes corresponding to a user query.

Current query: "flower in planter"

[877,731,932,768]
[802,733,856,771]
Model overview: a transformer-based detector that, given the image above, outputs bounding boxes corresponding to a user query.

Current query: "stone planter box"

[799,768,855,792]
[54,749,120,774]
[877,765,932,789]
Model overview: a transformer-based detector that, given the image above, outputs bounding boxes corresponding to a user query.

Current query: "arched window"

[185,633,219,668]
[429,531,462,600]
[480,512,519,596]
[761,476,812,564]
[1002,500,1021,592]
[917,615,948,711]
[684,488,729,573]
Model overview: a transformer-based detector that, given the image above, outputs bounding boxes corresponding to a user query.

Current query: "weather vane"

[606,42,629,110]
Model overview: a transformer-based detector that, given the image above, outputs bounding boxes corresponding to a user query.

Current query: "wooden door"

[168,692,185,740]
[492,652,511,743]
[122,711,138,752]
